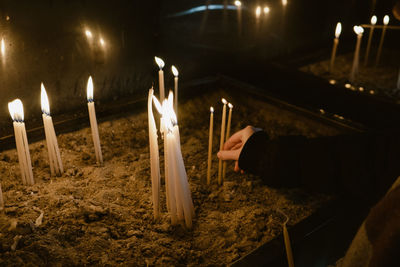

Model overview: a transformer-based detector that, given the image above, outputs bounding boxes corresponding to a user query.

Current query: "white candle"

[41,83,63,176]
[155,56,165,101]
[364,15,377,66]
[148,88,161,219]
[375,15,389,66]
[350,26,364,83]
[152,92,194,228]
[218,98,228,185]
[222,103,233,180]
[330,22,341,72]
[171,65,179,118]
[207,107,214,185]
[87,76,103,165]
[8,99,34,185]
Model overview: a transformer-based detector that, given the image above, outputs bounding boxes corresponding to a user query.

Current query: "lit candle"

[350,26,364,83]
[155,56,165,101]
[263,6,270,14]
[152,92,195,228]
[41,83,63,176]
[171,65,179,118]
[364,15,377,66]
[8,99,34,185]
[148,87,160,219]
[234,0,242,36]
[207,107,214,185]
[222,103,233,180]
[1,38,5,58]
[255,6,261,34]
[375,15,389,66]
[330,22,342,72]
[87,76,103,165]
[218,98,228,185]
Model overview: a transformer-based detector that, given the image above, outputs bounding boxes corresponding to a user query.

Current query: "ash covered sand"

[299,48,400,101]
[0,89,342,266]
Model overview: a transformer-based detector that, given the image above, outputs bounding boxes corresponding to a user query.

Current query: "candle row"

[207,98,234,186]
[330,15,391,81]
[7,76,103,185]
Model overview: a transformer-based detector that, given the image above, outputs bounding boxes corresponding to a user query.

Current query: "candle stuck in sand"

[41,83,63,176]
[8,99,34,185]
[87,76,103,165]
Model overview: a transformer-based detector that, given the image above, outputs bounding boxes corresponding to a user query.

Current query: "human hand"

[217,126,261,172]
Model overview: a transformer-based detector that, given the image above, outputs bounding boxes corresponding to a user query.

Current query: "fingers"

[223,128,245,150]
[217,149,241,161]
[234,161,239,172]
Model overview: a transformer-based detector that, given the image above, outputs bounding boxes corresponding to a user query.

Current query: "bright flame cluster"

[353,25,364,35]
[85,29,106,47]
[8,99,24,122]
[152,91,177,132]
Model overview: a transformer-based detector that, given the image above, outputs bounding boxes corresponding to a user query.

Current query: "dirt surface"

[299,48,400,102]
[0,89,341,266]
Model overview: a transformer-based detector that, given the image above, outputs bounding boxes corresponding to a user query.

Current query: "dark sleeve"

[238,130,400,201]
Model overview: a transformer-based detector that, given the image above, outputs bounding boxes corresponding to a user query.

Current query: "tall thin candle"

[155,56,165,101]
[350,26,364,83]
[364,15,377,66]
[87,76,103,165]
[222,103,233,180]
[330,22,341,72]
[375,15,389,66]
[207,107,214,185]
[41,83,63,176]
[148,88,160,219]
[218,98,228,185]
[171,65,179,118]
[8,99,34,185]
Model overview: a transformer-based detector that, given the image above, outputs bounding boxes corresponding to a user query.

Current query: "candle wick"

[88,99,94,103]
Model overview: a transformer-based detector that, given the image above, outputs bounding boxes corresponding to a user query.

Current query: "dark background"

[0,0,398,133]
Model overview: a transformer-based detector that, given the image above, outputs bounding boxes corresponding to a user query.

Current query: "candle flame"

[263,6,270,14]
[8,99,24,122]
[154,56,165,69]
[371,15,377,25]
[99,37,105,47]
[41,83,50,115]
[1,38,5,57]
[171,65,179,77]
[255,6,261,17]
[335,22,342,38]
[210,107,214,113]
[87,76,94,101]
[85,29,93,38]
[282,0,287,6]
[152,95,162,114]
[152,93,177,131]
[228,103,233,109]
[383,15,389,25]
[221,98,227,105]
[353,26,363,35]
[234,0,241,7]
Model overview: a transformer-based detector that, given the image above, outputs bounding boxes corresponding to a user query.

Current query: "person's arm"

[219,126,400,200]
